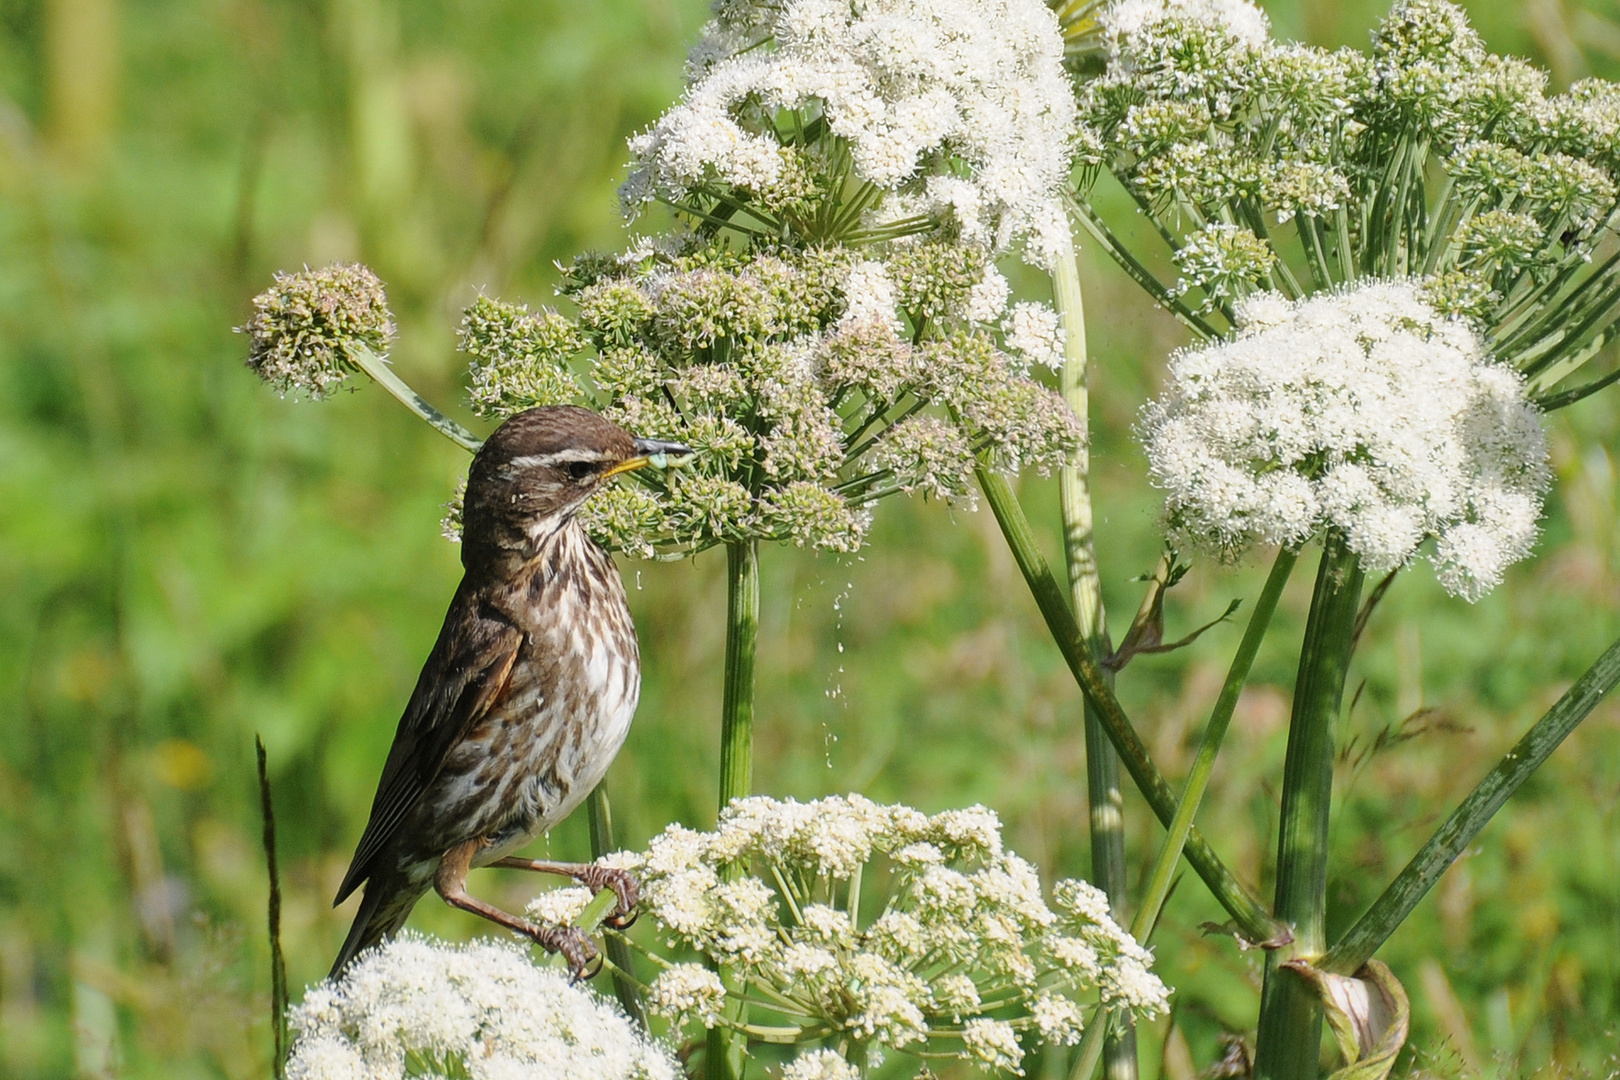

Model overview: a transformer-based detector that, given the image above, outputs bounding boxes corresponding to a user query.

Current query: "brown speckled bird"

[329,405,689,978]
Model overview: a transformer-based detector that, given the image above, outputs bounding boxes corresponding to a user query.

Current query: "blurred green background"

[4,0,1620,1075]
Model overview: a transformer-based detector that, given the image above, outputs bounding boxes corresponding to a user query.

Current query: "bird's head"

[461,405,690,568]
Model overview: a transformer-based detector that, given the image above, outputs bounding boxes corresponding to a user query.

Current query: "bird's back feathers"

[333,580,522,907]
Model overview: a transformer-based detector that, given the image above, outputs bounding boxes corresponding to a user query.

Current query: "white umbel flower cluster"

[284,933,676,1080]
[1099,0,1271,50]
[1139,280,1550,600]
[553,795,1167,1076]
[623,0,1078,266]
[780,1049,862,1080]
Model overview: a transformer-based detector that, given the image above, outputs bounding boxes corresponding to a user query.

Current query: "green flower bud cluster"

[464,237,1079,559]
[462,295,583,416]
[243,263,394,399]
[1169,223,1278,310]
[1072,0,1620,398]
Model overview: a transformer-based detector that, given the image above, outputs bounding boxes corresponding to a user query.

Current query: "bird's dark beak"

[603,437,695,479]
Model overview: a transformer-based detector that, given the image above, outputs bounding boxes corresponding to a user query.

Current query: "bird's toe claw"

[578,866,640,929]
[534,924,599,982]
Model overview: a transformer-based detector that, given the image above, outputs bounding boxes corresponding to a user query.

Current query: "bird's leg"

[488,857,640,928]
[436,841,601,980]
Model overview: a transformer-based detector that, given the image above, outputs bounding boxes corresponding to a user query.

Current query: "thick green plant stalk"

[1052,246,1137,1080]
[718,539,760,811]
[709,538,761,1080]
[1323,632,1620,974]
[587,787,646,1029]
[976,469,1286,945]
[1254,535,1365,1080]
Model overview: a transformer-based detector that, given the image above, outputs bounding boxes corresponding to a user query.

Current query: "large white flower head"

[622,0,1078,266]
[541,795,1167,1075]
[284,933,676,1080]
[1138,280,1550,600]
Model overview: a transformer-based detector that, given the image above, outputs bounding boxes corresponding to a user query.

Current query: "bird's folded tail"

[329,875,430,980]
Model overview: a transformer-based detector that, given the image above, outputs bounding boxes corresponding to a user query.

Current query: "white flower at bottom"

[781,1048,861,1080]
[1137,280,1549,599]
[523,885,594,927]
[647,964,727,1027]
[626,795,1167,1073]
[1231,289,1294,331]
[962,1017,1025,1073]
[283,1033,367,1080]
[284,933,675,1080]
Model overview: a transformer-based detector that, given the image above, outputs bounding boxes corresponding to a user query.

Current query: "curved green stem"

[575,886,623,935]
[350,344,483,453]
[1323,632,1620,974]
[1067,197,1221,340]
[1070,1010,1107,1080]
[976,469,1285,945]
[1133,547,1299,945]
[1053,244,1138,1080]
[1073,550,1298,1080]
[1254,535,1364,1080]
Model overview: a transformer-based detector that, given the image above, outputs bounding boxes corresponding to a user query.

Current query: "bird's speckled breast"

[417,522,640,863]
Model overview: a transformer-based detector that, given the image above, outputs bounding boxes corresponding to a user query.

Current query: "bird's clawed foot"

[438,842,603,981]
[528,923,601,982]
[574,864,640,929]
[489,857,640,929]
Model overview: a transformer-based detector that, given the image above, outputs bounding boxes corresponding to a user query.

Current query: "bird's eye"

[564,461,595,482]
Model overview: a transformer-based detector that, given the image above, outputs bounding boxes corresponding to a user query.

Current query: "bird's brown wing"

[333,579,523,906]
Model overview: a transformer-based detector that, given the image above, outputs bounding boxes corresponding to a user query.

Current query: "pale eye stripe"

[506,449,611,469]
